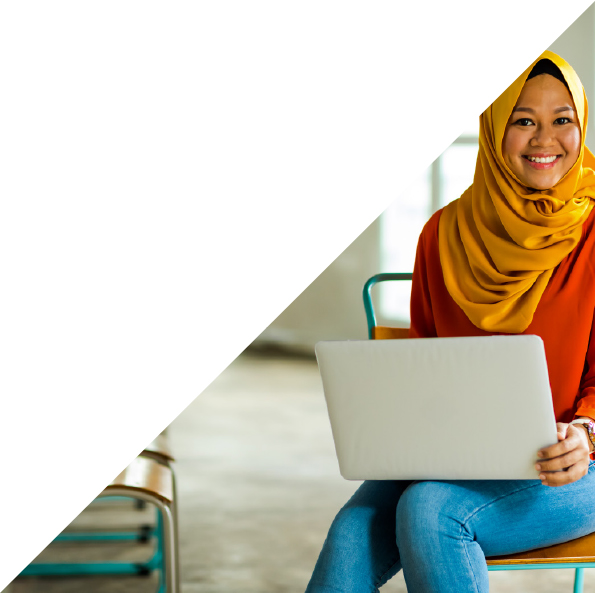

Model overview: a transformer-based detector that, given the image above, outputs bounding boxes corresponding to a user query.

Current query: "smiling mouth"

[522,155,561,169]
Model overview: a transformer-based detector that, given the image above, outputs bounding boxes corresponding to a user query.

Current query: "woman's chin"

[529,182,557,191]
[517,172,562,191]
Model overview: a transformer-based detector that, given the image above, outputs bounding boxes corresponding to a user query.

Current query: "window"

[378,132,479,324]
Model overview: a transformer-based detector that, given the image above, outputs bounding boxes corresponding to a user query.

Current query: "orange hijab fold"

[438,51,595,333]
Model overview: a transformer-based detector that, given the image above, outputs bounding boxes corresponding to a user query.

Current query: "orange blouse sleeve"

[574,317,595,421]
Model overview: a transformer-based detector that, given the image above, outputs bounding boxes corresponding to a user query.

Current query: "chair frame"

[363,272,595,593]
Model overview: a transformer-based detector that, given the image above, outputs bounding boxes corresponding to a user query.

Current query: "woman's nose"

[530,125,556,147]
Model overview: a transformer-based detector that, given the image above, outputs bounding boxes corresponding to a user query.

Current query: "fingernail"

[535,464,541,470]
[537,451,544,458]
[539,474,546,481]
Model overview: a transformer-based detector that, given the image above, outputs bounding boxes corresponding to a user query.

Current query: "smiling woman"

[305,50,595,593]
[438,52,595,335]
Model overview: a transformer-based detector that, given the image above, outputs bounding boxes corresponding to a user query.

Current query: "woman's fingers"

[537,424,591,486]
[539,459,589,486]
[538,425,576,460]
[536,448,584,472]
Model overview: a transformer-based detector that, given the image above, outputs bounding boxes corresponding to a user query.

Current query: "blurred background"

[10,6,595,593]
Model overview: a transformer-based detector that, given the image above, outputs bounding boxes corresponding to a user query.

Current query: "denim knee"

[395,482,489,592]
[396,481,471,549]
[326,504,378,550]
[307,504,397,591]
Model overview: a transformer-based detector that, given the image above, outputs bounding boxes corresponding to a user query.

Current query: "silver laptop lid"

[315,335,557,480]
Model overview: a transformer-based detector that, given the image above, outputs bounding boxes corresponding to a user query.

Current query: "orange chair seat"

[371,326,410,340]
[487,531,595,566]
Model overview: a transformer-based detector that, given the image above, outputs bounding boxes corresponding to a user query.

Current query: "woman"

[305,51,595,593]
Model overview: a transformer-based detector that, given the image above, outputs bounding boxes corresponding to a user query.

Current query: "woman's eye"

[514,118,533,126]
[554,117,572,125]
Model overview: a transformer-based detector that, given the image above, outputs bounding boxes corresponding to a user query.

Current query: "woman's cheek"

[564,127,581,161]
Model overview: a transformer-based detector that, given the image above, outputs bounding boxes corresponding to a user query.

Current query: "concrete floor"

[7,349,595,592]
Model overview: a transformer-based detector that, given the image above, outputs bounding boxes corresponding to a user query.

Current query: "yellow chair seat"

[487,531,595,566]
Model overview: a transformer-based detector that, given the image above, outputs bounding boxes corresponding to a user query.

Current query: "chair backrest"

[143,433,175,463]
[363,273,412,340]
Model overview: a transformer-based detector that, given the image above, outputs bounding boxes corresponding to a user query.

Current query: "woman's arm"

[574,314,595,419]
[512,316,595,486]
[571,418,595,453]
[536,323,595,485]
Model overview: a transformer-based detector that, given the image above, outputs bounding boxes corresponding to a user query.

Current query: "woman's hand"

[536,422,591,486]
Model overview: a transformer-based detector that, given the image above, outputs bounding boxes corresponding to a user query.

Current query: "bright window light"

[379,136,478,324]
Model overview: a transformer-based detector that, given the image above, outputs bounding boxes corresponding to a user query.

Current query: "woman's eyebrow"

[512,105,575,114]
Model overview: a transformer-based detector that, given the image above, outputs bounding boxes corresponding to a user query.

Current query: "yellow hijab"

[438,51,595,333]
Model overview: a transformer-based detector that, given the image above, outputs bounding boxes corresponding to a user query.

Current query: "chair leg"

[574,567,584,593]
[134,495,178,593]
[98,488,179,593]
[156,511,166,593]
[171,471,181,591]
[158,503,179,593]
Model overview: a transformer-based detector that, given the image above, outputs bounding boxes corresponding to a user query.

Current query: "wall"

[256,219,380,351]
[549,4,595,147]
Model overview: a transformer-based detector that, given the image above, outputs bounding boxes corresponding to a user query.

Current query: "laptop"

[315,335,558,480]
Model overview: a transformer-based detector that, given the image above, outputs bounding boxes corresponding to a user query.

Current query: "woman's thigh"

[399,460,595,558]
[467,461,595,556]
[395,461,595,592]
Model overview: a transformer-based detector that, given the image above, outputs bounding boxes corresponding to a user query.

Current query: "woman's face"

[502,74,580,190]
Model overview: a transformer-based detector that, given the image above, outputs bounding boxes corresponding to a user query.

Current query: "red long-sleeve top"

[410,206,595,423]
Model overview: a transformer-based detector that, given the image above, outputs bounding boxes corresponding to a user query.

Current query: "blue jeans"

[306,462,595,592]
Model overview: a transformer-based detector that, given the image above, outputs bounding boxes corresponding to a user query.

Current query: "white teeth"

[527,155,558,163]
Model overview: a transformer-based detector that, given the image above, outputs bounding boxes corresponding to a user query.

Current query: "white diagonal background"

[0,0,593,588]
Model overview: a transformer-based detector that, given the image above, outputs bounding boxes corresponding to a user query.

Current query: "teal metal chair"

[363,273,595,593]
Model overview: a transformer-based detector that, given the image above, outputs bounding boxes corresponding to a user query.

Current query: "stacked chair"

[18,433,179,593]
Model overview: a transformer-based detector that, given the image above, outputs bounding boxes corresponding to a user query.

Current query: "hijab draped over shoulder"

[438,51,595,333]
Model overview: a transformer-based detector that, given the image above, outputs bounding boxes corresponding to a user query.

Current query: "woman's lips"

[522,155,561,170]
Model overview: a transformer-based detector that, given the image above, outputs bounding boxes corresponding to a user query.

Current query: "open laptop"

[315,335,558,480]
